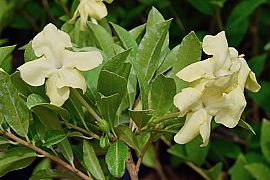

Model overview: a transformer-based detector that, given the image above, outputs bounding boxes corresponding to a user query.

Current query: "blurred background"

[1,0,270,179]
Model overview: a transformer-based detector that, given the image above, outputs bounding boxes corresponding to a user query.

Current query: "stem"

[125,150,139,180]
[0,131,92,180]
[135,132,156,172]
[185,161,210,180]
[60,121,100,140]
[71,89,102,123]
[215,7,224,30]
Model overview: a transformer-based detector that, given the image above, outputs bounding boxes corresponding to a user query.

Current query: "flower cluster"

[173,32,261,147]
[18,23,103,106]
[70,0,113,31]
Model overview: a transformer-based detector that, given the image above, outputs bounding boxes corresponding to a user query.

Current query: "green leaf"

[0,147,36,177]
[187,0,214,15]
[146,7,165,30]
[0,70,29,137]
[261,119,270,163]
[27,94,70,120]
[211,139,242,159]
[185,138,209,166]
[238,119,256,135]
[0,136,11,145]
[20,41,37,62]
[83,140,105,180]
[105,141,128,177]
[31,106,74,164]
[151,75,176,116]
[205,162,223,180]
[115,125,139,151]
[129,24,146,42]
[129,110,152,129]
[30,169,80,180]
[0,45,15,65]
[32,158,51,175]
[44,130,67,147]
[88,22,114,57]
[248,54,267,77]
[172,31,201,92]
[134,19,172,108]
[229,154,252,180]
[245,163,270,180]
[168,144,187,160]
[226,0,265,46]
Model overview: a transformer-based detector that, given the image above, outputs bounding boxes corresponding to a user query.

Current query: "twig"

[125,150,138,180]
[185,161,210,180]
[154,141,167,180]
[60,121,100,140]
[0,130,92,180]
[215,7,224,30]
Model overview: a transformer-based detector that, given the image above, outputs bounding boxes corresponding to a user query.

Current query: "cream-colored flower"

[173,31,260,147]
[70,0,113,31]
[18,23,102,106]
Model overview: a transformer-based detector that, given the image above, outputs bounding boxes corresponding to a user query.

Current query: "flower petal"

[174,87,202,116]
[32,23,72,59]
[56,68,87,93]
[85,0,108,20]
[214,86,247,128]
[176,58,215,82]
[46,73,70,106]
[199,115,212,147]
[174,108,208,145]
[17,57,54,86]
[62,50,102,71]
[245,71,261,92]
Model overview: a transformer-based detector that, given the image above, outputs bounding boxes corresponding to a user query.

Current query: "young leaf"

[146,7,165,30]
[129,110,152,129]
[129,24,146,42]
[0,147,36,177]
[105,141,128,177]
[19,41,37,62]
[0,45,15,65]
[31,158,51,179]
[44,130,67,147]
[261,119,270,163]
[83,140,105,180]
[0,69,29,137]
[205,162,223,180]
[151,75,176,117]
[238,119,256,135]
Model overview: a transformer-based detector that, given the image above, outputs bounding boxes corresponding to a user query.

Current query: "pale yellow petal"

[245,71,261,92]
[103,0,113,3]
[173,87,202,116]
[199,115,212,147]
[17,57,54,86]
[214,86,246,128]
[176,58,215,82]
[62,50,102,71]
[56,68,87,93]
[174,108,208,145]
[46,73,70,106]
[32,23,72,59]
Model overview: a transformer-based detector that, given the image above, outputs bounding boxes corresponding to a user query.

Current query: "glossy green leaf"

[0,45,15,65]
[134,19,171,108]
[229,154,252,180]
[245,163,270,180]
[0,147,36,177]
[146,7,165,30]
[31,158,52,180]
[115,125,139,151]
[205,162,223,180]
[31,106,74,164]
[20,41,37,62]
[151,75,176,116]
[0,70,29,137]
[172,31,201,92]
[129,24,146,42]
[261,119,270,163]
[44,130,67,147]
[238,119,256,135]
[27,93,70,120]
[30,169,80,180]
[83,140,105,180]
[105,141,128,177]
[88,22,114,57]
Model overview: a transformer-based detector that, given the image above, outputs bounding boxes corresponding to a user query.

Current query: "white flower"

[18,23,102,106]
[70,0,113,31]
[173,31,260,147]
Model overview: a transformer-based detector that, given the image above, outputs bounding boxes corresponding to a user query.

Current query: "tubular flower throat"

[70,0,113,31]
[18,23,103,106]
[173,31,261,147]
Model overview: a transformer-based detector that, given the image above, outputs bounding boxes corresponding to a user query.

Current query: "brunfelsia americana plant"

[0,6,260,180]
